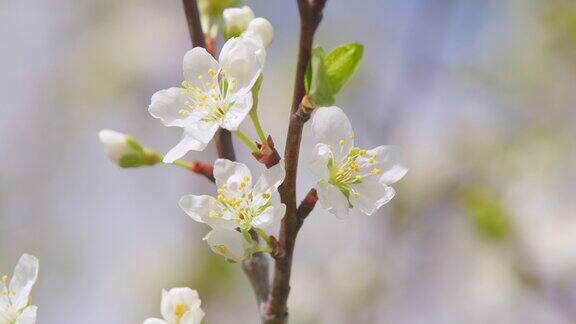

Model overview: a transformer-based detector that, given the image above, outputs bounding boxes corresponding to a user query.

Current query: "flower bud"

[223,6,255,39]
[245,17,274,48]
[98,129,160,168]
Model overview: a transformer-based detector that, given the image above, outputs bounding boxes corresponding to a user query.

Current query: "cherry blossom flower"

[309,106,407,218]
[0,254,39,324]
[179,159,285,261]
[143,288,204,324]
[149,37,265,163]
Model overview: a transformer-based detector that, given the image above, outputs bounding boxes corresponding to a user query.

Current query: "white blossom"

[0,254,39,324]
[223,6,254,35]
[244,17,274,48]
[309,106,407,218]
[149,37,265,163]
[180,159,285,261]
[143,288,204,324]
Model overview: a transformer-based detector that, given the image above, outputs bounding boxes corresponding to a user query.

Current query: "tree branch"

[296,188,318,225]
[182,0,206,48]
[181,0,268,313]
[188,161,215,182]
[265,1,327,322]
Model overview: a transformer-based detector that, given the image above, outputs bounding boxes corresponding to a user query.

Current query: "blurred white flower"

[244,17,274,48]
[309,106,407,218]
[0,254,39,324]
[149,37,265,163]
[180,159,285,261]
[223,6,273,48]
[223,6,254,37]
[143,287,204,324]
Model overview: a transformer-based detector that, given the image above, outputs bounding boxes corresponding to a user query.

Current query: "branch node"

[253,136,281,168]
[297,188,318,224]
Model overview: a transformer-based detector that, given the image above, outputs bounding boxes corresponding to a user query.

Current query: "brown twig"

[253,136,282,168]
[296,188,318,225]
[181,0,268,313]
[265,1,327,322]
[182,0,206,48]
[189,161,215,182]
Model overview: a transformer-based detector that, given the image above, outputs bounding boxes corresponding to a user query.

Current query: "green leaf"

[324,43,364,93]
[305,43,363,106]
[462,186,512,241]
[307,46,335,106]
[119,154,144,168]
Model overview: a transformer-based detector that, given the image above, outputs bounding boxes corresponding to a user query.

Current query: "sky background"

[1,0,576,323]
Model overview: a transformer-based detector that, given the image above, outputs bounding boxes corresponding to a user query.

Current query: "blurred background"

[1,0,576,322]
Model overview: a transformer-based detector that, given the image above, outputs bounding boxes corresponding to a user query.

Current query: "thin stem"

[254,227,272,246]
[234,130,260,153]
[171,159,193,169]
[250,109,268,144]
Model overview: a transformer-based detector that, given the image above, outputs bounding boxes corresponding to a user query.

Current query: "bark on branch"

[189,161,215,182]
[265,1,327,322]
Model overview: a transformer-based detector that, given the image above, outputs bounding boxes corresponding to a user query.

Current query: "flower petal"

[98,129,131,162]
[360,145,408,185]
[311,106,354,157]
[15,305,37,324]
[204,229,247,262]
[143,319,168,324]
[179,195,236,230]
[163,133,208,163]
[220,91,253,131]
[350,180,395,216]
[223,6,255,31]
[244,17,274,48]
[180,307,205,324]
[9,254,38,310]
[183,47,220,88]
[219,37,265,96]
[160,288,202,323]
[251,204,285,229]
[213,159,252,189]
[308,143,332,179]
[149,87,190,127]
[253,161,285,196]
[316,181,349,219]
[183,121,219,147]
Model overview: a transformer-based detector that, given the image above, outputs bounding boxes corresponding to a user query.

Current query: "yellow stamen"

[174,304,187,317]
[215,244,228,255]
[371,168,382,175]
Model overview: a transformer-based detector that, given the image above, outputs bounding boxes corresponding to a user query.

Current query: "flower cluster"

[0,254,39,324]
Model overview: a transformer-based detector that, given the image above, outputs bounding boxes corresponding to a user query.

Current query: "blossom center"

[178,68,238,123]
[211,177,272,229]
[328,147,381,200]
[174,303,188,318]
